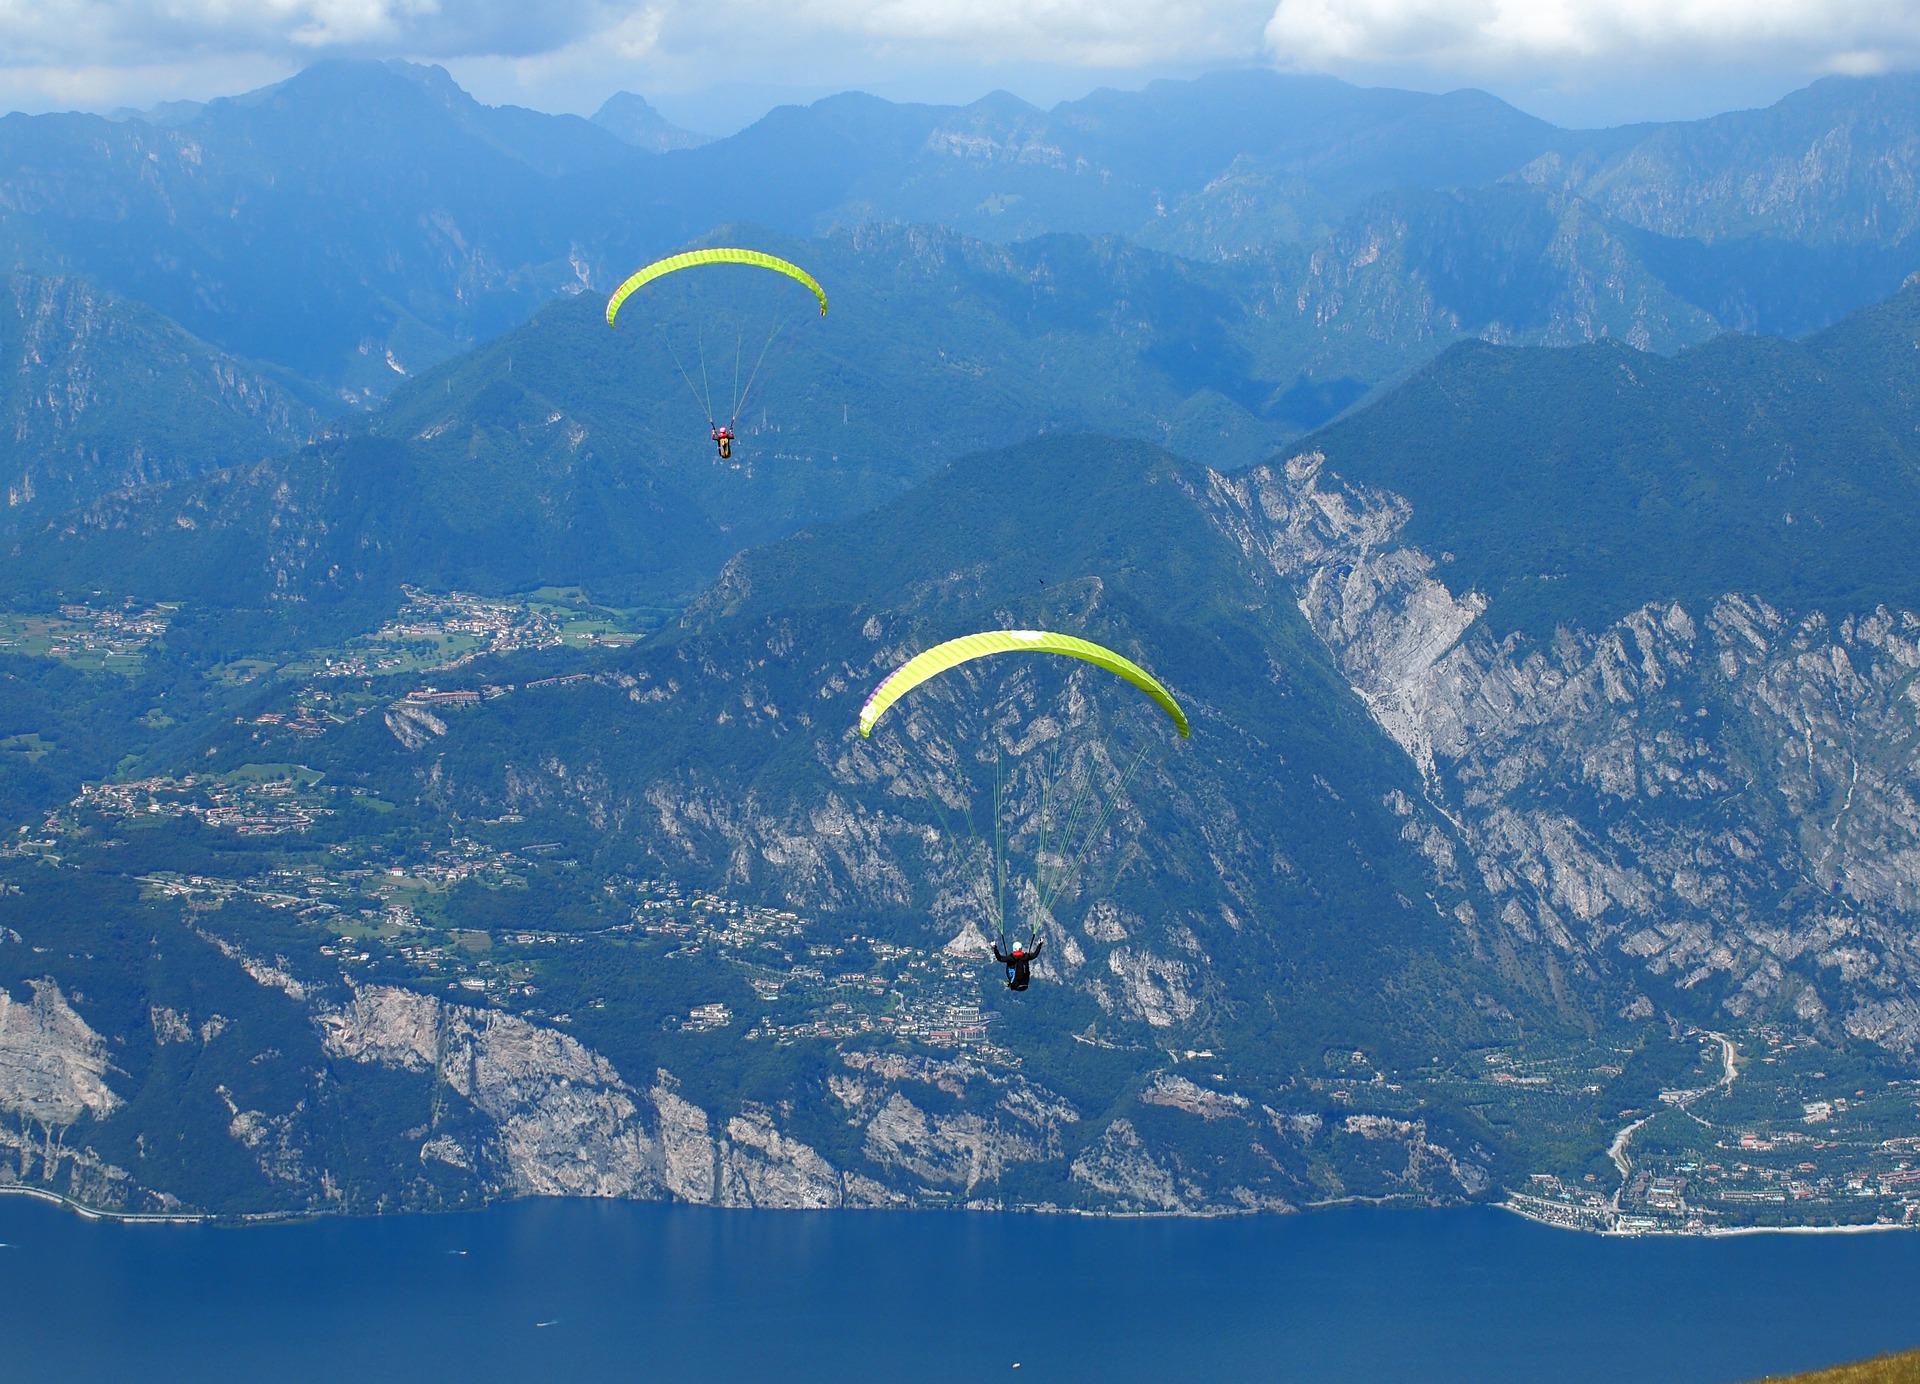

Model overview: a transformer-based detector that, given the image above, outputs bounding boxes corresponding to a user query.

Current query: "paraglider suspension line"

[1034,751,1103,912]
[730,314,790,430]
[992,746,1010,946]
[1039,740,1156,925]
[730,327,744,431]
[696,320,717,427]
[661,331,717,430]
[899,730,1167,956]
[910,736,993,940]
[1035,745,1055,932]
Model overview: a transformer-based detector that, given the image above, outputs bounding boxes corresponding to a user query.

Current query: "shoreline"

[0,1182,211,1225]
[7,1179,1912,1238]
[1684,1221,1915,1238]
[1498,1197,1917,1239]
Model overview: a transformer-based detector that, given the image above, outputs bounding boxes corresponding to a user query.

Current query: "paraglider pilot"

[993,938,1044,992]
[712,425,734,460]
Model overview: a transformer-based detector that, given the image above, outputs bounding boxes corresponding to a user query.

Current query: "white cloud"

[477,5,663,96]
[1,0,1915,121]
[0,0,1267,74]
[1264,0,1920,75]
[0,0,625,67]
[750,0,1271,66]
[0,54,294,111]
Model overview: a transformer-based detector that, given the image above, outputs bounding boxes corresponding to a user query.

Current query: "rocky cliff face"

[1211,450,1920,1051]
[1274,190,1722,365]
[0,978,140,1206]
[1559,78,1920,247]
[0,979,121,1127]
[323,984,666,1199]
[3,894,1489,1220]
[1,275,316,520]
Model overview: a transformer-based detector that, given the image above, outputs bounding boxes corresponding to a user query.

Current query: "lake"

[3,1194,1917,1381]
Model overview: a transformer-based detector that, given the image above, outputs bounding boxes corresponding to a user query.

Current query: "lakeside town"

[626,878,999,1048]
[1502,1028,1920,1235]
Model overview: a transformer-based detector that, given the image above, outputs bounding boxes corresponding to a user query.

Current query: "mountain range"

[0,62,1917,1226]
[4,61,1916,404]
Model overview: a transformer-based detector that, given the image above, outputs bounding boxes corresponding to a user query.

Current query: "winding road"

[1607,1030,1738,1213]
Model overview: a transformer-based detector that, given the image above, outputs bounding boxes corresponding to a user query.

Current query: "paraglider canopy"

[603,246,829,460]
[854,627,1191,963]
[605,248,828,328]
[858,630,1190,740]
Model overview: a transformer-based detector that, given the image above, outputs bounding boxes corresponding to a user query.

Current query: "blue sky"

[1,0,1915,131]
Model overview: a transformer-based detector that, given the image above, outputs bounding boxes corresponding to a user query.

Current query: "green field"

[0,732,55,762]
[0,611,162,673]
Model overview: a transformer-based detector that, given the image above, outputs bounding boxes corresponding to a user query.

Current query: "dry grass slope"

[1758,1348,1920,1383]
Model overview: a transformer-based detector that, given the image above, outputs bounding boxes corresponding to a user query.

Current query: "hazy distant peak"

[1783,69,1920,111]
[591,91,711,152]
[379,59,466,99]
[209,58,469,117]
[1421,86,1547,121]
[807,89,936,118]
[107,98,206,127]
[964,89,1042,119]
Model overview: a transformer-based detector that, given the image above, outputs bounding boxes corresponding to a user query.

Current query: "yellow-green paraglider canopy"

[606,248,828,327]
[858,630,1190,739]
[856,629,1189,952]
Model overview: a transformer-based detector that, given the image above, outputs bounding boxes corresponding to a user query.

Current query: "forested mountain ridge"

[1296,275,1920,638]
[0,225,1300,620]
[1547,74,1920,248]
[14,215,1880,618]
[0,61,620,398]
[362,278,1920,1079]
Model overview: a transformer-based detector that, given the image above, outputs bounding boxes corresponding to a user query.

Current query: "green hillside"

[1300,280,1920,637]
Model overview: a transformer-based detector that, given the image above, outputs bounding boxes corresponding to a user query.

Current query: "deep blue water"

[3,1195,1918,1382]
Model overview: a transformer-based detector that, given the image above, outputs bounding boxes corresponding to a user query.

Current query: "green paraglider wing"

[606,248,829,326]
[858,630,1190,739]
